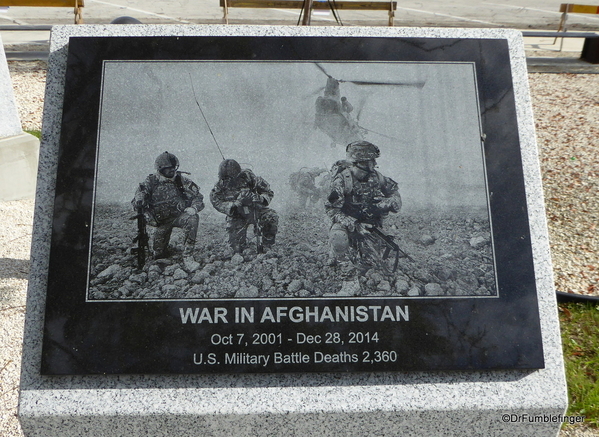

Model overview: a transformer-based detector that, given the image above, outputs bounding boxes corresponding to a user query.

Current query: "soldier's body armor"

[210,172,278,251]
[341,171,385,226]
[349,175,382,204]
[132,170,203,257]
[145,174,193,225]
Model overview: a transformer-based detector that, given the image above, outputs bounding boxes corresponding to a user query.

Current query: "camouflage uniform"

[325,142,401,275]
[210,160,278,253]
[289,167,326,209]
[133,152,204,258]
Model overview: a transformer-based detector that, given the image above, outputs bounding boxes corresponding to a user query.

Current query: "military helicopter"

[312,63,426,147]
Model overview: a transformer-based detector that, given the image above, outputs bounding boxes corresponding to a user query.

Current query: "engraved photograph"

[87,60,496,301]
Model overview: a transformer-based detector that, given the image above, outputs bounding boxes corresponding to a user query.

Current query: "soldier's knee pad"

[329,226,349,254]
[263,209,279,225]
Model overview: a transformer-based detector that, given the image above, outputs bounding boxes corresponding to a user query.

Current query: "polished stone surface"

[42,30,542,375]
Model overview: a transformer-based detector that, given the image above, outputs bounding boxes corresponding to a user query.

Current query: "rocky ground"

[88,202,495,300]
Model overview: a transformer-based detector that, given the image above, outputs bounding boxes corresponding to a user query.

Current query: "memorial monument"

[19,24,568,436]
[0,36,39,201]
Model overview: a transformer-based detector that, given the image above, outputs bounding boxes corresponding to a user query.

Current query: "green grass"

[25,129,41,139]
[559,302,599,427]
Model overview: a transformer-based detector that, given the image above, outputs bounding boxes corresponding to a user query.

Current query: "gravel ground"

[1,60,597,435]
[530,73,599,296]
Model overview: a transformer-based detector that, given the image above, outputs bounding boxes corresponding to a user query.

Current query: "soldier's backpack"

[288,171,302,191]
[289,169,312,192]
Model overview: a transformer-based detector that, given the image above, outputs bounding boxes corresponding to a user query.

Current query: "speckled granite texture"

[18,25,567,437]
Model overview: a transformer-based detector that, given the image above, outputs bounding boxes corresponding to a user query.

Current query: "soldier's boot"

[263,234,275,249]
[260,211,278,252]
[337,260,360,296]
[228,222,247,254]
[325,247,339,266]
[230,241,245,254]
[153,224,173,259]
[183,239,196,258]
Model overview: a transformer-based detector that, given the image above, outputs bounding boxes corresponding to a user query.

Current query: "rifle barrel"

[367,226,413,272]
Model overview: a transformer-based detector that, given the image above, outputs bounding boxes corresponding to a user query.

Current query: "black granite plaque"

[41,34,544,374]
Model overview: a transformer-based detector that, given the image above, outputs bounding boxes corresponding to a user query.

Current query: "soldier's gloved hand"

[356,222,374,236]
[229,201,242,216]
[337,215,357,232]
[251,193,263,204]
[133,192,146,208]
[375,197,397,213]
[241,191,263,205]
[236,191,252,206]
[255,194,268,205]
[184,207,198,216]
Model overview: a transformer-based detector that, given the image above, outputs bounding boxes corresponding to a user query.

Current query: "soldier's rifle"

[251,204,264,254]
[237,189,265,254]
[363,225,413,273]
[345,199,413,272]
[348,198,386,223]
[130,186,150,269]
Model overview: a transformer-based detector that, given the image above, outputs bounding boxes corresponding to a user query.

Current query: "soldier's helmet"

[218,159,242,180]
[154,151,179,174]
[346,141,380,162]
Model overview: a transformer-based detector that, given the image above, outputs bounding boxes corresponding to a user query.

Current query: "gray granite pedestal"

[18,25,567,437]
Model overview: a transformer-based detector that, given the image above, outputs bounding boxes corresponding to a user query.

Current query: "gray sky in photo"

[95,60,487,212]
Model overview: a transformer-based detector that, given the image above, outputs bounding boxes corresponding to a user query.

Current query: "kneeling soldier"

[132,151,204,259]
[210,159,279,253]
[325,141,402,287]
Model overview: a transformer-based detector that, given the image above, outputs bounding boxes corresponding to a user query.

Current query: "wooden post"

[223,0,229,23]
[74,0,83,23]
[301,0,313,25]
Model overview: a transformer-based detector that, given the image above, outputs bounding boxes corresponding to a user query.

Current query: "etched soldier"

[325,141,402,289]
[210,159,279,253]
[288,167,327,209]
[341,96,354,115]
[132,151,204,259]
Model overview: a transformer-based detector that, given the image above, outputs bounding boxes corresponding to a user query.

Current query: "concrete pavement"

[1,0,598,72]
[0,0,599,29]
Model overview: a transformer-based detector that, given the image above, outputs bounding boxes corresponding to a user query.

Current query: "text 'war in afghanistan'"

[179,305,410,324]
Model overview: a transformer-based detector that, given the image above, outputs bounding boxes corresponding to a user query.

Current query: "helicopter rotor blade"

[314,63,332,78]
[341,79,426,88]
[359,125,403,142]
[313,62,425,88]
